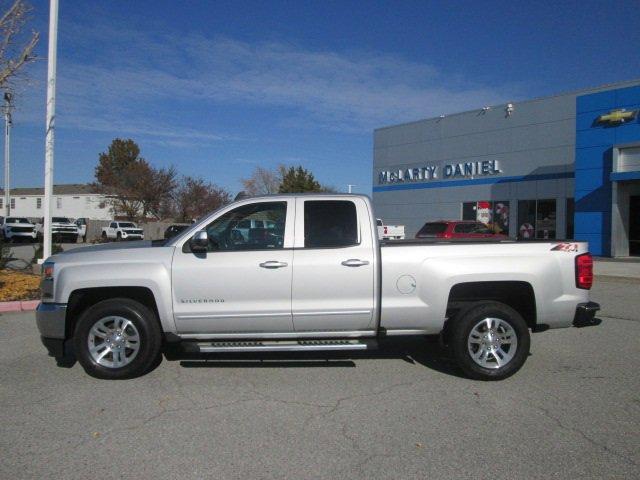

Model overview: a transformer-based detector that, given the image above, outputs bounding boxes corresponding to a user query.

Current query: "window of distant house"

[10,198,15,209]
[0,198,3,209]
[36,197,42,209]
[56,197,62,209]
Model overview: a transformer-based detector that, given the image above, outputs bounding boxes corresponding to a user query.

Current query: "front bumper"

[36,303,68,357]
[573,301,601,328]
[6,231,37,239]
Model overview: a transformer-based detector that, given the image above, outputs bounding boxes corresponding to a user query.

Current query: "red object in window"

[575,253,594,289]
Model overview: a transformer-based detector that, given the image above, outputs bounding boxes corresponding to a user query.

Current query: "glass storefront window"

[536,200,556,239]
[461,201,510,234]
[566,198,574,239]
[517,199,557,239]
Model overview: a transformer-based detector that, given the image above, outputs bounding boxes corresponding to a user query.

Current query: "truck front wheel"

[450,301,530,381]
[73,298,162,379]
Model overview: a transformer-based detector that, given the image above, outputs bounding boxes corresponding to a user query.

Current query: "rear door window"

[304,200,358,248]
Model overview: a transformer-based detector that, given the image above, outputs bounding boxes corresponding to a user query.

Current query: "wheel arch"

[445,281,537,330]
[65,287,161,340]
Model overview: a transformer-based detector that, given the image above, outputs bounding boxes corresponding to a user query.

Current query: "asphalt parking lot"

[1,278,638,479]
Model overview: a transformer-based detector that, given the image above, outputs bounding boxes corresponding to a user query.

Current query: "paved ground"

[1,279,638,479]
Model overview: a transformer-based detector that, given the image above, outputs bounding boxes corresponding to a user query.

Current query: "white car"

[101,221,145,241]
[0,216,37,242]
[377,218,405,240]
[37,194,599,381]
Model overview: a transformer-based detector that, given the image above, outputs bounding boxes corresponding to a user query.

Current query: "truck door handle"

[259,261,288,269]
[341,259,369,267]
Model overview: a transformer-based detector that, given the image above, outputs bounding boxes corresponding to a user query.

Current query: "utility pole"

[41,0,59,262]
[3,92,11,216]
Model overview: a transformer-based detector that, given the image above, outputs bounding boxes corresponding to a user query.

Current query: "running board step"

[190,339,377,353]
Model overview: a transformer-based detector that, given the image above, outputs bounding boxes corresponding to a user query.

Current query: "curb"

[0,300,40,313]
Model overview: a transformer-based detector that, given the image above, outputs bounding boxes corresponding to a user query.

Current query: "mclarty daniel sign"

[378,160,501,185]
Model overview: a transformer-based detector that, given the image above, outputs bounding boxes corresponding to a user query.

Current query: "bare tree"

[241,164,287,196]
[0,1,39,89]
[173,176,231,222]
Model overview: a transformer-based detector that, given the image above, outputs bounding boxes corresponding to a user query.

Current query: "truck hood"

[49,239,172,264]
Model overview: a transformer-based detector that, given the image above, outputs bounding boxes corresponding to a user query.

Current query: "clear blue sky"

[7,0,640,194]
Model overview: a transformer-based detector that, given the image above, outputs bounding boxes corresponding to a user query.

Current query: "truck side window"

[304,200,358,248]
[205,202,286,251]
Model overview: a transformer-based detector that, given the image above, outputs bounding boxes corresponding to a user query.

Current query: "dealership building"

[372,79,640,256]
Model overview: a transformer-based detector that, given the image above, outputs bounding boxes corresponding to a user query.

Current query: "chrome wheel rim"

[87,316,140,368]
[467,317,518,369]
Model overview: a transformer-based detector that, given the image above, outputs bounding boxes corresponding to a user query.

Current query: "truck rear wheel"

[73,298,162,379]
[450,301,530,381]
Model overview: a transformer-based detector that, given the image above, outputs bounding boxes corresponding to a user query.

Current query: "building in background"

[372,79,640,257]
[0,184,112,220]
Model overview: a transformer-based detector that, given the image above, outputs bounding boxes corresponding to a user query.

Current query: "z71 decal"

[551,243,579,252]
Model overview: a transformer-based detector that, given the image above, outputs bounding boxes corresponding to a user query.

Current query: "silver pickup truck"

[36,194,600,380]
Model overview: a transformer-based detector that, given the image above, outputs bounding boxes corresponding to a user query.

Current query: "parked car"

[35,217,79,243]
[74,218,88,242]
[377,218,405,240]
[101,221,144,242]
[0,216,37,242]
[416,220,508,240]
[36,194,599,381]
[164,224,190,240]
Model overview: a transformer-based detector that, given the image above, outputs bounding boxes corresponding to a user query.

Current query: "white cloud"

[15,21,523,141]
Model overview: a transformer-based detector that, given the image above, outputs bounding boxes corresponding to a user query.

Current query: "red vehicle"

[415,220,508,239]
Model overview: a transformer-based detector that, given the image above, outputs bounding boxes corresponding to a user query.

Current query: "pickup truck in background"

[101,221,145,241]
[36,194,599,381]
[376,218,405,240]
[0,216,37,242]
[36,217,79,243]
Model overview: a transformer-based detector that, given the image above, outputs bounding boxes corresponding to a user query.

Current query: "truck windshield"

[6,217,30,223]
[52,217,71,223]
[119,223,136,228]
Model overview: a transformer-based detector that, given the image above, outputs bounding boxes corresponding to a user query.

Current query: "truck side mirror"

[190,230,209,253]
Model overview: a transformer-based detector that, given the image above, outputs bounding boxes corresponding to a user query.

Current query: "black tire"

[116,232,122,242]
[450,301,530,381]
[73,298,162,379]
[101,231,107,242]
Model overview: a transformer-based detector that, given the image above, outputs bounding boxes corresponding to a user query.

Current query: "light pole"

[347,184,357,194]
[3,92,11,217]
[41,0,59,262]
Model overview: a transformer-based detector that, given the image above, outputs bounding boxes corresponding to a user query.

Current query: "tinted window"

[453,223,474,233]
[52,217,70,223]
[110,222,117,228]
[304,201,358,248]
[416,222,447,236]
[6,217,29,224]
[205,202,286,251]
[119,222,136,228]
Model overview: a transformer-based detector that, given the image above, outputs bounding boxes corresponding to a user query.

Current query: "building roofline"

[374,78,640,132]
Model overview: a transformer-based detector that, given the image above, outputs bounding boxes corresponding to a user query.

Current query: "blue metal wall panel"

[574,84,640,256]
[576,90,616,113]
